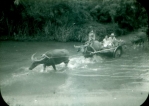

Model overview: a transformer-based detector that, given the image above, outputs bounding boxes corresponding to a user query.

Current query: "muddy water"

[0,41,149,105]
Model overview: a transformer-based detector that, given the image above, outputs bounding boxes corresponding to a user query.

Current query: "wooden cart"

[90,45,123,58]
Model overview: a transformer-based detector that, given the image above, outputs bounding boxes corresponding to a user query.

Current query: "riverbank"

[0,22,133,42]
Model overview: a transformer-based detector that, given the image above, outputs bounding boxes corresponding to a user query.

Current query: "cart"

[75,40,126,58]
[90,45,123,58]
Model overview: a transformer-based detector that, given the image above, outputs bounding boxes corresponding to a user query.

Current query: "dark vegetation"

[0,0,148,42]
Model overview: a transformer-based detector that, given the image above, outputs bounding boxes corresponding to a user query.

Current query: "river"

[0,41,149,106]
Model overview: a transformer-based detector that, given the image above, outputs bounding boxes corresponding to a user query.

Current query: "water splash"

[12,67,30,78]
[67,56,102,70]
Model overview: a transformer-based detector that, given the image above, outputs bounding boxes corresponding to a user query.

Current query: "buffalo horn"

[74,45,81,48]
[31,53,36,61]
[31,53,45,62]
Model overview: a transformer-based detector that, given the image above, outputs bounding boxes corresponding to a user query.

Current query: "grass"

[0,22,133,42]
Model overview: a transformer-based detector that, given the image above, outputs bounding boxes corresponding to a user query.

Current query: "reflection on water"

[0,41,149,96]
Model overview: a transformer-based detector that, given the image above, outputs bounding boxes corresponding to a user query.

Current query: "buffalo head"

[74,40,103,58]
[29,53,49,70]
[74,45,96,58]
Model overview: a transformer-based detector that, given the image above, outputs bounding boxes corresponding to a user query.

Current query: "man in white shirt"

[108,33,117,47]
[103,35,109,47]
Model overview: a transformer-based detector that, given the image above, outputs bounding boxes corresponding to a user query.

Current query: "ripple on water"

[1,51,149,93]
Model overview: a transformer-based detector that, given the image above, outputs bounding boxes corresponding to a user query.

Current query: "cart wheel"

[114,47,122,58]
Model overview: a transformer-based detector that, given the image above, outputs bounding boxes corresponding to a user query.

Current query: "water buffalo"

[74,40,103,58]
[29,49,69,72]
[131,37,144,45]
[131,32,147,48]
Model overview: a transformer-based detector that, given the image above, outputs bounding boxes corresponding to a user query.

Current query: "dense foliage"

[0,0,148,41]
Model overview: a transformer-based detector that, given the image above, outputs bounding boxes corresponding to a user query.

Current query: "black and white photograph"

[0,0,149,106]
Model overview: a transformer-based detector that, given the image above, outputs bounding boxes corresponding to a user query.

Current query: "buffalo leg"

[43,64,46,72]
[52,64,56,71]
[64,59,69,67]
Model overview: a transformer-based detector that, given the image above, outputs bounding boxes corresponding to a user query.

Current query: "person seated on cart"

[102,33,118,48]
[81,29,99,52]
[102,35,110,48]
[84,29,96,47]
[108,33,117,47]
